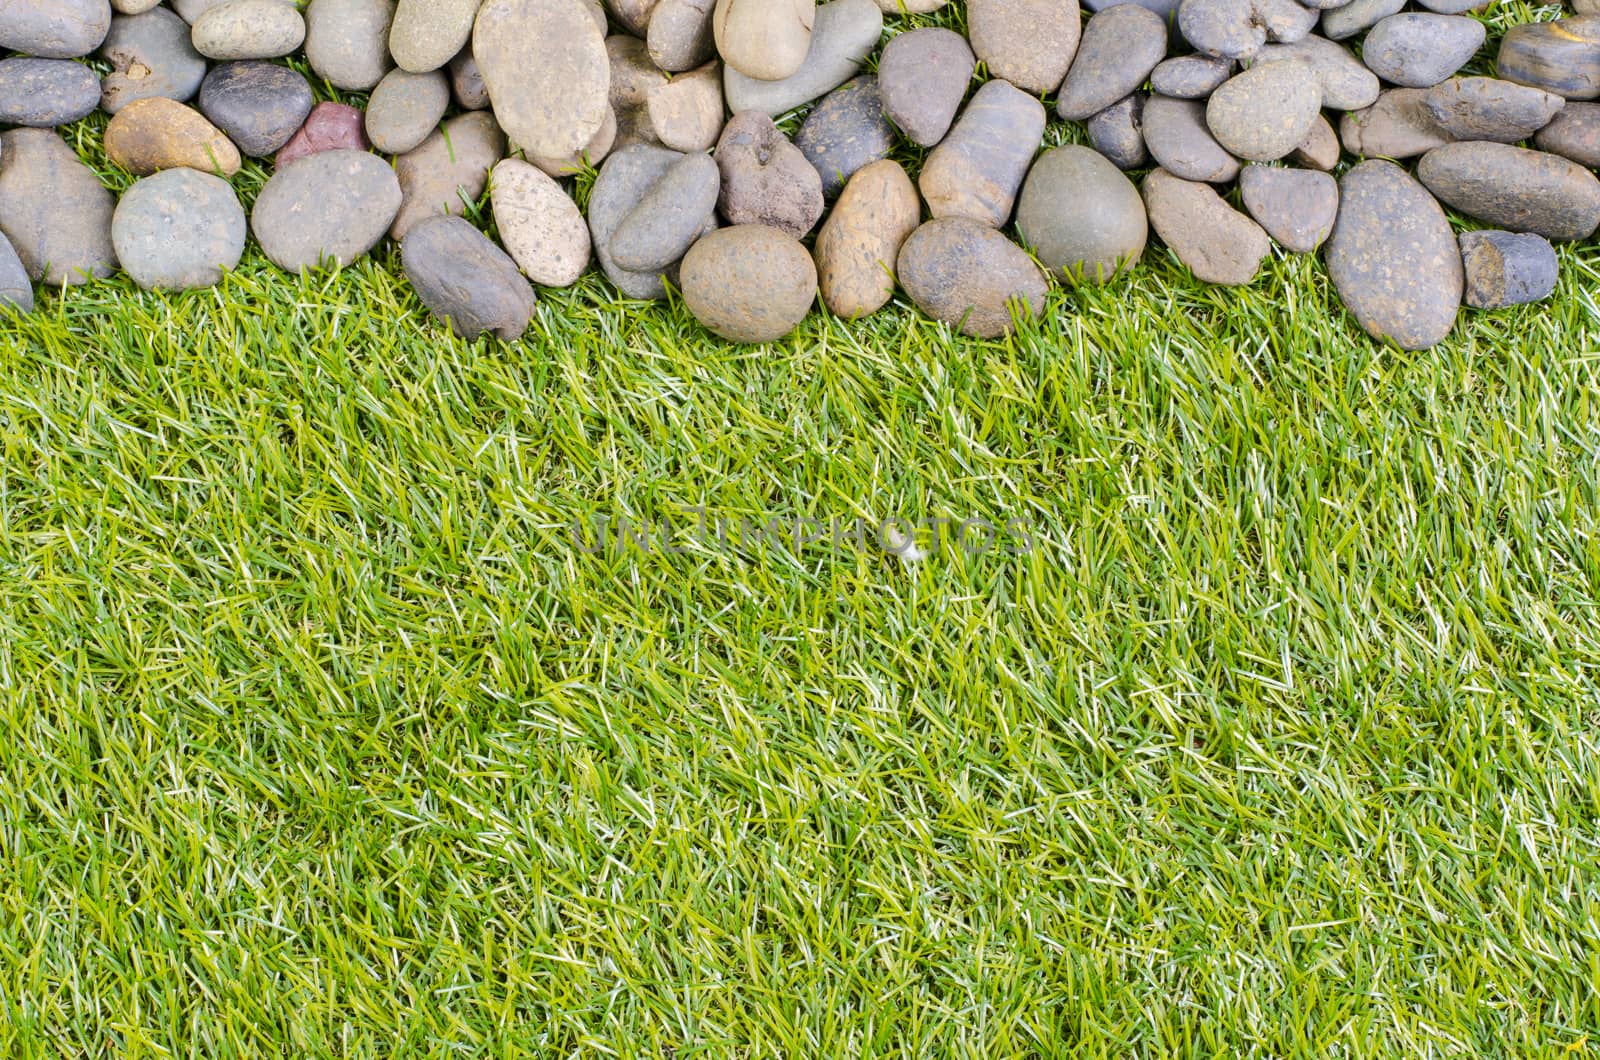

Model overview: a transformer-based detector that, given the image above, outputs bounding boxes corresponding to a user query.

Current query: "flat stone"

[1422,77,1564,143]
[100,7,207,113]
[715,110,824,239]
[365,68,450,155]
[879,29,973,151]
[401,216,535,341]
[276,102,370,167]
[1535,101,1600,167]
[1418,141,1600,241]
[1238,163,1336,251]
[0,58,100,127]
[0,0,111,58]
[0,231,32,312]
[1292,114,1340,169]
[723,0,880,115]
[1361,14,1484,89]
[920,78,1045,226]
[588,144,685,298]
[795,76,895,196]
[0,128,117,285]
[896,218,1047,338]
[1497,17,1600,101]
[1017,144,1147,283]
[252,149,402,270]
[475,0,609,160]
[1087,94,1148,170]
[680,224,816,342]
[648,0,717,72]
[104,97,243,177]
[1459,229,1558,309]
[392,110,506,240]
[305,0,394,92]
[191,0,306,60]
[968,0,1082,96]
[1056,5,1166,121]
[1142,167,1269,285]
[648,61,725,153]
[1142,95,1241,183]
[1324,158,1461,349]
[713,0,816,82]
[490,158,591,287]
[390,0,478,72]
[609,151,719,271]
[111,167,245,290]
[1339,87,1455,158]
[1254,35,1378,111]
[1150,54,1233,98]
[198,61,313,157]
[1205,60,1322,162]
[1320,0,1403,41]
[812,158,919,318]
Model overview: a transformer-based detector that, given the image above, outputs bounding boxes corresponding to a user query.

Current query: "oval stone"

[99,7,207,113]
[389,0,478,73]
[1087,94,1148,170]
[111,167,245,290]
[920,79,1046,227]
[1535,101,1600,167]
[897,218,1047,339]
[191,0,307,60]
[251,149,402,271]
[713,0,816,82]
[794,75,895,196]
[0,0,111,58]
[648,0,717,72]
[1142,95,1241,183]
[1360,14,1484,89]
[474,0,609,160]
[1150,55,1234,99]
[1142,167,1270,286]
[1016,145,1147,283]
[1422,77,1565,144]
[1320,0,1404,41]
[1418,141,1600,241]
[723,0,880,116]
[490,158,592,287]
[199,61,314,157]
[877,27,975,149]
[609,151,720,272]
[679,224,817,343]
[365,68,450,155]
[968,0,1082,96]
[588,144,686,299]
[0,58,101,127]
[1056,5,1166,121]
[392,110,506,240]
[1497,17,1600,101]
[1237,163,1337,252]
[1339,87,1455,158]
[1205,60,1322,162]
[0,128,117,285]
[812,159,919,319]
[647,61,725,153]
[103,97,243,177]
[715,110,824,240]
[305,0,395,92]
[402,215,536,341]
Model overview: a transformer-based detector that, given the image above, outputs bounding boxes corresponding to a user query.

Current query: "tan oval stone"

[474,0,609,160]
[813,159,920,319]
[491,159,592,287]
[647,61,725,152]
[104,97,242,176]
[713,0,815,81]
[391,111,506,240]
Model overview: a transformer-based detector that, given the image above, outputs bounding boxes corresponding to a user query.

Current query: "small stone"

[448,46,489,110]
[609,151,719,272]
[172,0,233,21]
[1320,0,1403,41]
[896,218,1047,338]
[1205,60,1322,162]
[0,58,101,127]
[0,0,111,58]
[276,102,370,167]
[812,158,919,318]
[191,0,306,60]
[1142,95,1240,183]
[389,0,478,73]
[1056,5,1166,121]
[878,28,976,148]
[401,216,535,341]
[1292,114,1340,169]
[100,7,207,114]
[1418,141,1600,241]
[0,128,117,285]
[1497,17,1600,101]
[713,0,816,82]
[648,62,725,153]
[1087,94,1148,170]
[1237,163,1336,252]
[1535,101,1600,167]
[391,110,506,240]
[1459,230,1558,309]
[680,224,817,342]
[1416,0,1489,11]
[111,167,245,290]
[252,149,402,270]
[648,0,716,72]
[1339,87,1455,159]
[365,68,450,155]
[490,158,591,287]
[305,0,394,92]
[1422,77,1564,143]
[1016,144,1147,283]
[1150,54,1234,99]
[1142,167,1270,285]
[589,144,686,299]
[199,61,313,157]
[715,111,824,239]
[723,0,880,115]
[920,78,1045,226]
[604,0,658,36]
[1361,14,1484,89]
[1253,35,1378,111]
[1325,159,1461,349]
[104,97,243,177]
[474,0,609,161]
[968,0,1082,96]
[0,231,32,313]
[112,0,164,12]
[795,76,895,197]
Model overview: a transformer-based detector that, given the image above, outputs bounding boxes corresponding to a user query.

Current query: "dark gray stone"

[448,46,489,110]
[0,58,100,127]
[100,7,207,114]
[1418,141,1600,241]
[794,76,894,196]
[1016,144,1147,283]
[364,68,450,155]
[111,168,245,290]
[714,111,824,239]
[1087,94,1148,170]
[402,215,536,341]
[1238,163,1337,252]
[1459,230,1558,309]
[0,128,117,286]
[1056,5,1166,121]
[0,231,33,313]
[609,151,719,272]
[199,62,315,158]
[251,149,402,271]
[0,0,111,58]
[1361,14,1485,89]
[1422,78,1565,143]
[588,144,685,299]
[896,218,1047,338]
[877,27,974,148]
[1535,101,1600,167]
[1142,95,1241,183]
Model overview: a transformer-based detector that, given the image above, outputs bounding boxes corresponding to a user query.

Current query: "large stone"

[794,76,894,196]
[1205,60,1322,162]
[920,79,1045,227]
[402,216,536,341]
[99,7,207,113]
[1324,159,1461,349]
[1459,230,1558,309]
[713,0,816,82]
[0,128,117,285]
[1535,101,1600,167]
[198,61,314,157]
[389,0,478,73]
[190,0,307,60]
[1418,141,1600,241]
[649,0,716,72]
[680,224,817,343]
[723,0,880,115]
[1142,95,1240,183]
[715,110,824,239]
[588,144,685,299]
[1360,14,1484,89]
[1497,17,1600,101]
[0,0,111,58]
[1422,78,1564,144]
[1016,145,1146,283]
[1339,88,1455,159]
[111,167,245,290]
[1237,163,1336,252]
[365,68,450,155]
[1056,5,1166,121]
[609,151,720,272]
[251,149,402,271]
[490,158,592,287]
[474,0,609,160]
[103,97,243,177]
[812,159,919,319]
[0,231,32,313]
[391,110,506,240]
[276,101,370,167]
[877,28,974,148]
[968,0,1082,96]
[0,58,101,127]
[1142,167,1269,285]
[305,0,394,92]
[896,218,1047,338]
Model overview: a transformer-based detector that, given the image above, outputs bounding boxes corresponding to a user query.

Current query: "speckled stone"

[794,76,895,196]
[0,58,101,127]
[1497,16,1600,100]
[967,0,1082,95]
[679,224,817,343]
[305,0,395,92]
[1142,95,1241,184]
[1320,0,1403,41]
[190,0,307,60]
[0,0,112,58]
[648,0,716,72]
[1535,102,1600,167]
[1418,141,1600,241]
[919,78,1045,226]
[99,6,207,113]
[389,0,478,72]
[1459,230,1558,309]
[1142,167,1270,285]
[1179,0,1316,60]
[251,148,402,270]
[1150,54,1234,99]
[1253,36,1379,111]
[1238,163,1337,252]
[0,128,118,285]
[896,218,1047,338]
[1422,77,1565,143]
[811,159,920,319]
[1360,14,1484,89]
[111,167,245,290]
[1292,114,1340,169]
[1205,60,1322,162]
[715,111,824,240]
[490,158,592,287]
[365,68,450,155]
[402,215,536,341]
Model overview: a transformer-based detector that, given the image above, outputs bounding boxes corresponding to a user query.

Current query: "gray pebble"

[588,144,686,299]
[1320,0,1404,41]
[877,27,974,148]
[610,151,719,272]
[1418,141,1600,241]
[0,0,111,58]
[0,128,117,286]
[0,230,31,312]
[1205,60,1322,162]
[198,61,313,157]
[305,0,395,92]
[1535,101,1600,167]
[365,67,450,156]
[1361,14,1484,89]
[191,0,307,60]
[1142,167,1270,285]
[1339,87,1455,158]
[402,215,536,341]
[1056,5,1167,121]
[1253,35,1378,111]
[0,58,101,127]
[100,7,207,114]
[111,167,245,290]
[251,149,402,271]
[1238,163,1337,252]
[723,0,881,116]
[1150,55,1234,99]
[1016,144,1147,283]
[1142,95,1241,183]
[1423,77,1565,143]
[1087,94,1148,170]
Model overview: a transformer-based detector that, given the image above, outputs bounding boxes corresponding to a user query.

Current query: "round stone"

[111,168,245,290]
[474,0,609,160]
[104,97,243,177]
[276,101,370,167]
[1142,167,1270,286]
[896,218,1047,339]
[794,75,895,197]
[0,0,111,58]
[1459,230,1558,309]
[920,78,1046,226]
[1422,77,1565,143]
[679,225,817,343]
[609,151,720,272]
[1205,60,1322,162]
[1016,145,1147,283]
[191,0,307,60]
[389,0,478,72]
[391,110,506,240]
[1150,55,1234,99]
[1237,163,1337,252]
[1339,87,1455,159]
[99,6,207,114]
[648,62,725,153]
[0,58,101,127]
[715,111,825,240]
[1142,95,1241,184]
[251,149,402,271]
[723,0,881,116]
[490,158,592,287]
[364,68,450,155]
[967,0,1082,96]
[0,128,118,285]
[1361,14,1485,89]
[305,0,395,92]
[1418,141,1600,241]
[877,28,975,149]
[1056,4,1166,121]
[713,0,816,82]
[402,215,536,341]
[198,62,312,158]
[1497,16,1600,101]
[812,158,919,319]
[449,47,489,110]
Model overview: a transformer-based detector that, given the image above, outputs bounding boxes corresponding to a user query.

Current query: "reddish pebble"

[275,102,370,168]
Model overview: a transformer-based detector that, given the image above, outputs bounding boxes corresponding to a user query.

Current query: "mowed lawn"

[4,45,1600,1059]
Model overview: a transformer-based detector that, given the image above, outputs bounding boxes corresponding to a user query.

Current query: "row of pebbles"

[2,0,1599,347]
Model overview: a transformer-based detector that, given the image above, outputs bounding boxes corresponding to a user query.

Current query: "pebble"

[1254,36,1379,112]
[1324,159,1461,349]
[812,159,919,318]
[448,47,489,110]
[648,62,725,153]
[1339,88,1455,159]
[191,0,307,60]
[1459,230,1558,309]
[392,111,506,240]
[111,167,245,290]
[389,0,478,73]
[402,215,536,341]
[1056,5,1166,121]
[365,68,450,155]
[252,148,402,270]
[1360,14,1484,89]
[0,0,111,58]
[714,0,817,82]
[0,128,118,286]
[795,76,895,196]
[723,0,881,115]
[1418,141,1600,241]
[276,101,369,167]
[609,151,719,271]
[100,7,207,114]
[648,0,717,72]
[1535,102,1600,167]
[1087,94,1148,170]
[1422,78,1564,144]
[0,58,101,127]
[1205,61,1322,162]
[475,0,609,160]
[896,218,1047,338]
[490,158,592,287]
[680,224,817,342]
[0,232,32,313]
[968,0,1082,95]
[1238,164,1337,252]
[305,0,394,92]
[1016,145,1147,283]
[1497,17,1600,101]
[588,144,686,298]
[1179,0,1311,60]
[919,79,1045,226]
[1320,0,1404,41]
[104,97,243,177]
[605,0,657,36]
[715,111,824,239]
[1142,95,1241,184]
[1292,114,1340,169]
[1150,55,1234,99]
[1142,167,1270,285]
[199,62,313,157]
[877,28,974,149]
